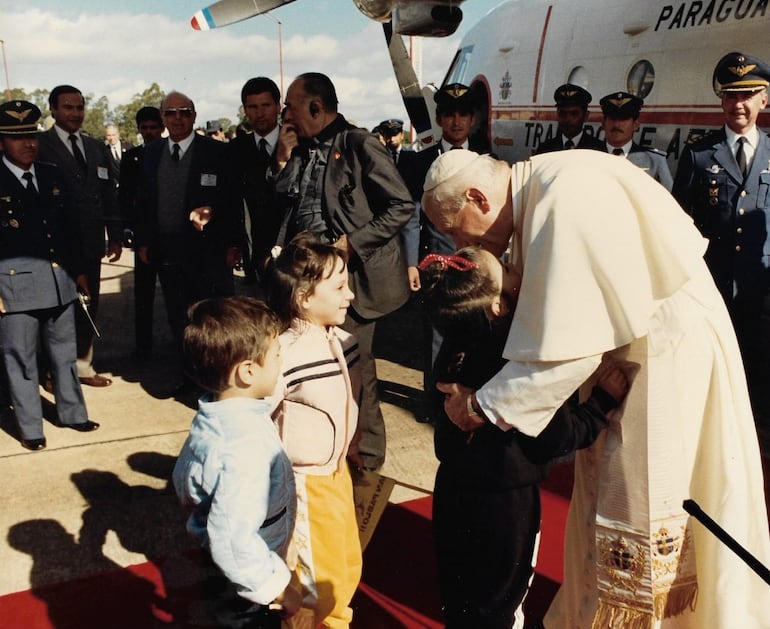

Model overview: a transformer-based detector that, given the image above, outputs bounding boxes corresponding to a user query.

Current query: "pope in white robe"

[421,149,770,629]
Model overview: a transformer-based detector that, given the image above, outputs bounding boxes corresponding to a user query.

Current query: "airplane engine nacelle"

[392,2,463,37]
[352,0,463,36]
[352,0,394,23]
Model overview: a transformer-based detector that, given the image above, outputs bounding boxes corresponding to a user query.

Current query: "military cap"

[434,83,476,114]
[713,51,770,95]
[378,119,404,137]
[0,100,41,136]
[600,92,643,119]
[553,84,592,107]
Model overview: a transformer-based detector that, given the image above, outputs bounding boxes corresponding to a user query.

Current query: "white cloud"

[1,4,470,129]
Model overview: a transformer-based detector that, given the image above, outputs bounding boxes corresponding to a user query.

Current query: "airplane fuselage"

[442,0,770,170]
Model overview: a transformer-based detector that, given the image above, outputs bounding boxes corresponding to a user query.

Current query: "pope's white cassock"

[473,151,770,628]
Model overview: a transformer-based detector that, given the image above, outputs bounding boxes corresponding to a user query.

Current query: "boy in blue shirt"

[173,296,301,628]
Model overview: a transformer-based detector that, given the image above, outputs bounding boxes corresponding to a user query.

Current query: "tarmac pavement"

[0,260,438,597]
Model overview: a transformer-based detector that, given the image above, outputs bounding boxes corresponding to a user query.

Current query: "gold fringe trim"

[592,600,653,629]
[592,584,698,629]
[654,583,698,619]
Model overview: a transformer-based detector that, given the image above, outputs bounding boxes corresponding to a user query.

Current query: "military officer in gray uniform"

[0,100,100,451]
[673,52,770,421]
[600,91,673,191]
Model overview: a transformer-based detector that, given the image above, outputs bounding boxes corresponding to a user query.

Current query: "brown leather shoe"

[79,374,112,387]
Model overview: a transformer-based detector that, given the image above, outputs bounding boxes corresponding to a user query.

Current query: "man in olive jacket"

[273,72,413,470]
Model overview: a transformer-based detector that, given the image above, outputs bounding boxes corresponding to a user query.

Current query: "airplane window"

[628,60,655,99]
[443,46,474,86]
[567,66,589,89]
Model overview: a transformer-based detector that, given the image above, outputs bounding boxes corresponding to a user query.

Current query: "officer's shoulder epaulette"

[642,146,667,156]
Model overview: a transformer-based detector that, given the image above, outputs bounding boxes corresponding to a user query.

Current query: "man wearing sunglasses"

[133,92,241,380]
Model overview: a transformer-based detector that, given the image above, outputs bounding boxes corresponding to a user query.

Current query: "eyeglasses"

[162,108,194,118]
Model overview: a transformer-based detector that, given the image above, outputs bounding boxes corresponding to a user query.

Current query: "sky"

[0,0,502,132]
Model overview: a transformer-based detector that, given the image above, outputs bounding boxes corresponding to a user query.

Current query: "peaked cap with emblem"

[599,91,644,119]
[0,100,42,136]
[434,83,477,115]
[378,118,403,137]
[713,51,770,95]
[553,83,592,108]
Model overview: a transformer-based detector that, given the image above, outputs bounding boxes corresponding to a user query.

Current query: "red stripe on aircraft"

[533,5,554,104]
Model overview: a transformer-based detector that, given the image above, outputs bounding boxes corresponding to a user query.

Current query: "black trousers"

[433,467,540,629]
[134,250,157,351]
[193,550,281,629]
[728,289,769,420]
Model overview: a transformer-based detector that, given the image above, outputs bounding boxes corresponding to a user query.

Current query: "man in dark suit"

[134,91,240,349]
[0,100,100,450]
[229,77,282,291]
[37,84,122,388]
[535,84,604,154]
[404,84,494,262]
[376,118,422,290]
[398,84,493,424]
[117,106,165,358]
[673,51,770,420]
[104,123,131,190]
[599,91,673,190]
[274,72,414,470]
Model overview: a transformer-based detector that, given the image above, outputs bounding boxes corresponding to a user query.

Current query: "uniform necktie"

[69,134,87,171]
[391,147,398,164]
[112,146,120,162]
[612,147,624,156]
[22,171,37,194]
[258,137,270,162]
[564,139,575,149]
[736,136,748,177]
[172,143,181,162]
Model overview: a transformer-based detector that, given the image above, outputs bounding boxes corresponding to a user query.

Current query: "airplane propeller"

[191,0,296,30]
[382,22,436,146]
[190,0,450,146]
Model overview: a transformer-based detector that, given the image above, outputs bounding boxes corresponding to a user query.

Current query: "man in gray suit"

[274,72,413,470]
[599,91,673,191]
[673,51,770,424]
[38,85,122,387]
[0,100,100,450]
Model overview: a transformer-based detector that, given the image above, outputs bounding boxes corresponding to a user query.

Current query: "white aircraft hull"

[444,0,770,168]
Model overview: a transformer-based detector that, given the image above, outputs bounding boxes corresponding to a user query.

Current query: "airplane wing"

[383,22,437,146]
[191,0,296,30]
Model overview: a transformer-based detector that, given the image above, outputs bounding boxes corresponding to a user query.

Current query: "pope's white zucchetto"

[423,149,482,192]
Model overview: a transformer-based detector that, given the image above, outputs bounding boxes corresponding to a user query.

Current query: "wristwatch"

[466,394,484,422]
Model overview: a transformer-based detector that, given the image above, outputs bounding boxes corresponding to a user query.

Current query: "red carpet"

[0,463,574,628]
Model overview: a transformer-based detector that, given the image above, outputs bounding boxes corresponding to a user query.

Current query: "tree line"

[7,83,235,144]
